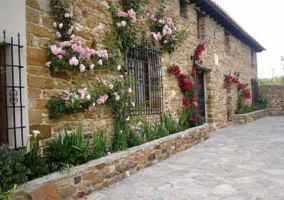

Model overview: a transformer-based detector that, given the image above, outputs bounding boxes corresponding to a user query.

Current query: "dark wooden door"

[197,70,205,117]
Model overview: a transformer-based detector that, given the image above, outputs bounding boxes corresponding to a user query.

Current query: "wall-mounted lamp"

[214,30,218,39]
[234,72,240,79]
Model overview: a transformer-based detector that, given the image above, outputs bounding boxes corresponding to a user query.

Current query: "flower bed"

[231,109,267,124]
[13,124,210,200]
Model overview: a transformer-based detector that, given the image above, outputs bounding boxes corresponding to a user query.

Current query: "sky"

[213,0,284,78]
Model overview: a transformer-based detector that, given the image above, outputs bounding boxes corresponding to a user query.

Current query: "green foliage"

[45,123,91,172]
[0,184,17,200]
[162,112,178,134]
[109,4,142,54]
[148,1,189,54]
[49,0,74,41]
[24,135,49,180]
[178,107,204,130]
[258,76,284,85]
[119,0,146,14]
[153,121,168,139]
[92,132,107,159]
[0,147,28,192]
[141,121,154,142]
[112,120,131,151]
[46,95,91,120]
[141,121,168,142]
[235,98,267,114]
[127,131,144,147]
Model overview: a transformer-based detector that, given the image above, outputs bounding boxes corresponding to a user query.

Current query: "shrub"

[45,123,91,172]
[235,98,267,114]
[92,132,107,159]
[0,147,28,192]
[112,120,131,151]
[162,112,178,134]
[127,130,144,148]
[24,134,49,180]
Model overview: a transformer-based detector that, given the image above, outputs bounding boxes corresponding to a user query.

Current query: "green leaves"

[49,0,74,41]
[92,132,107,159]
[44,123,91,172]
[0,147,28,192]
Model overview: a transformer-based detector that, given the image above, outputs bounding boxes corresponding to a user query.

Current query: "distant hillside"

[258,76,284,85]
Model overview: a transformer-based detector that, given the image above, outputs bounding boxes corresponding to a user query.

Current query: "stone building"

[0,0,265,149]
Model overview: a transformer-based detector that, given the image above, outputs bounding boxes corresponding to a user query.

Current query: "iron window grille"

[0,30,26,149]
[127,46,163,115]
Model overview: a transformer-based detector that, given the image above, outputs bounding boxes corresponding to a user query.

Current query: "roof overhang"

[181,0,265,52]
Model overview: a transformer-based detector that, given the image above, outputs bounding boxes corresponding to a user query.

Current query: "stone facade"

[259,85,284,116]
[24,0,263,148]
[13,124,210,199]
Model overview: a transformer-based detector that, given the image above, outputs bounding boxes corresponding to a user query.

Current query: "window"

[0,31,26,149]
[127,47,163,115]
[196,11,206,39]
[179,0,190,20]
[251,50,256,68]
[224,30,231,55]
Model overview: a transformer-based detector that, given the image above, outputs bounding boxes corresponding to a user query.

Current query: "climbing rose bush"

[168,65,203,127]
[45,36,111,74]
[148,7,189,54]
[224,74,251,99]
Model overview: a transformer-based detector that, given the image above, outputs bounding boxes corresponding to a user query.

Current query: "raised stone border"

[231,109,267,124]
[13,124,210,200]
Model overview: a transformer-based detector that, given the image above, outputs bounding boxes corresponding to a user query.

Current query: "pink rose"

[79,64,86,72]
[97,59,103,66]
[96,98,103,105]
[121,21,127,27]
[109,84,114,89]
[56,32,61,38]
[117,11,128,17]
[128,88,132,94]
[46,61,51,67]
[127,9,136,22]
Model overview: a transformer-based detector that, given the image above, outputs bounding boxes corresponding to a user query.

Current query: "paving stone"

[84,116,284,200]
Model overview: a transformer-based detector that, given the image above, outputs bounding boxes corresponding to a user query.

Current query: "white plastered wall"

[0,1,29,148]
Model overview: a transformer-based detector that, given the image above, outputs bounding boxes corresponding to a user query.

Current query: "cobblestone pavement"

[85,116,284,200]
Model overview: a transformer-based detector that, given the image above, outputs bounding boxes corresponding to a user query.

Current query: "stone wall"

[13,124,210,200]
[259,85,284,116]
[231,109,267,124]
[25,0,259,146]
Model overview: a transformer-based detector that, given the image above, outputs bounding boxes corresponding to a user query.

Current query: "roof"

[180,0,265,52]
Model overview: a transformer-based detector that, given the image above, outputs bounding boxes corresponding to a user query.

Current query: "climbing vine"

[224,73,251,109]
[168,43,206,128]
[45,0,190,123]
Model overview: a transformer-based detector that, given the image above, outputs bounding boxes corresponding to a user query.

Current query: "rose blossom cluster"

[168,65,203,124]
[194,43,205,60]
[116,9,136,27]
[46,36,109,73]
[224,74,251,99]
[149,14,175,42]
[53,12,74,39]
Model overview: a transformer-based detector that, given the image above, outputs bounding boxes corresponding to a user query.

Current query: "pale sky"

[213,0,284,78]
